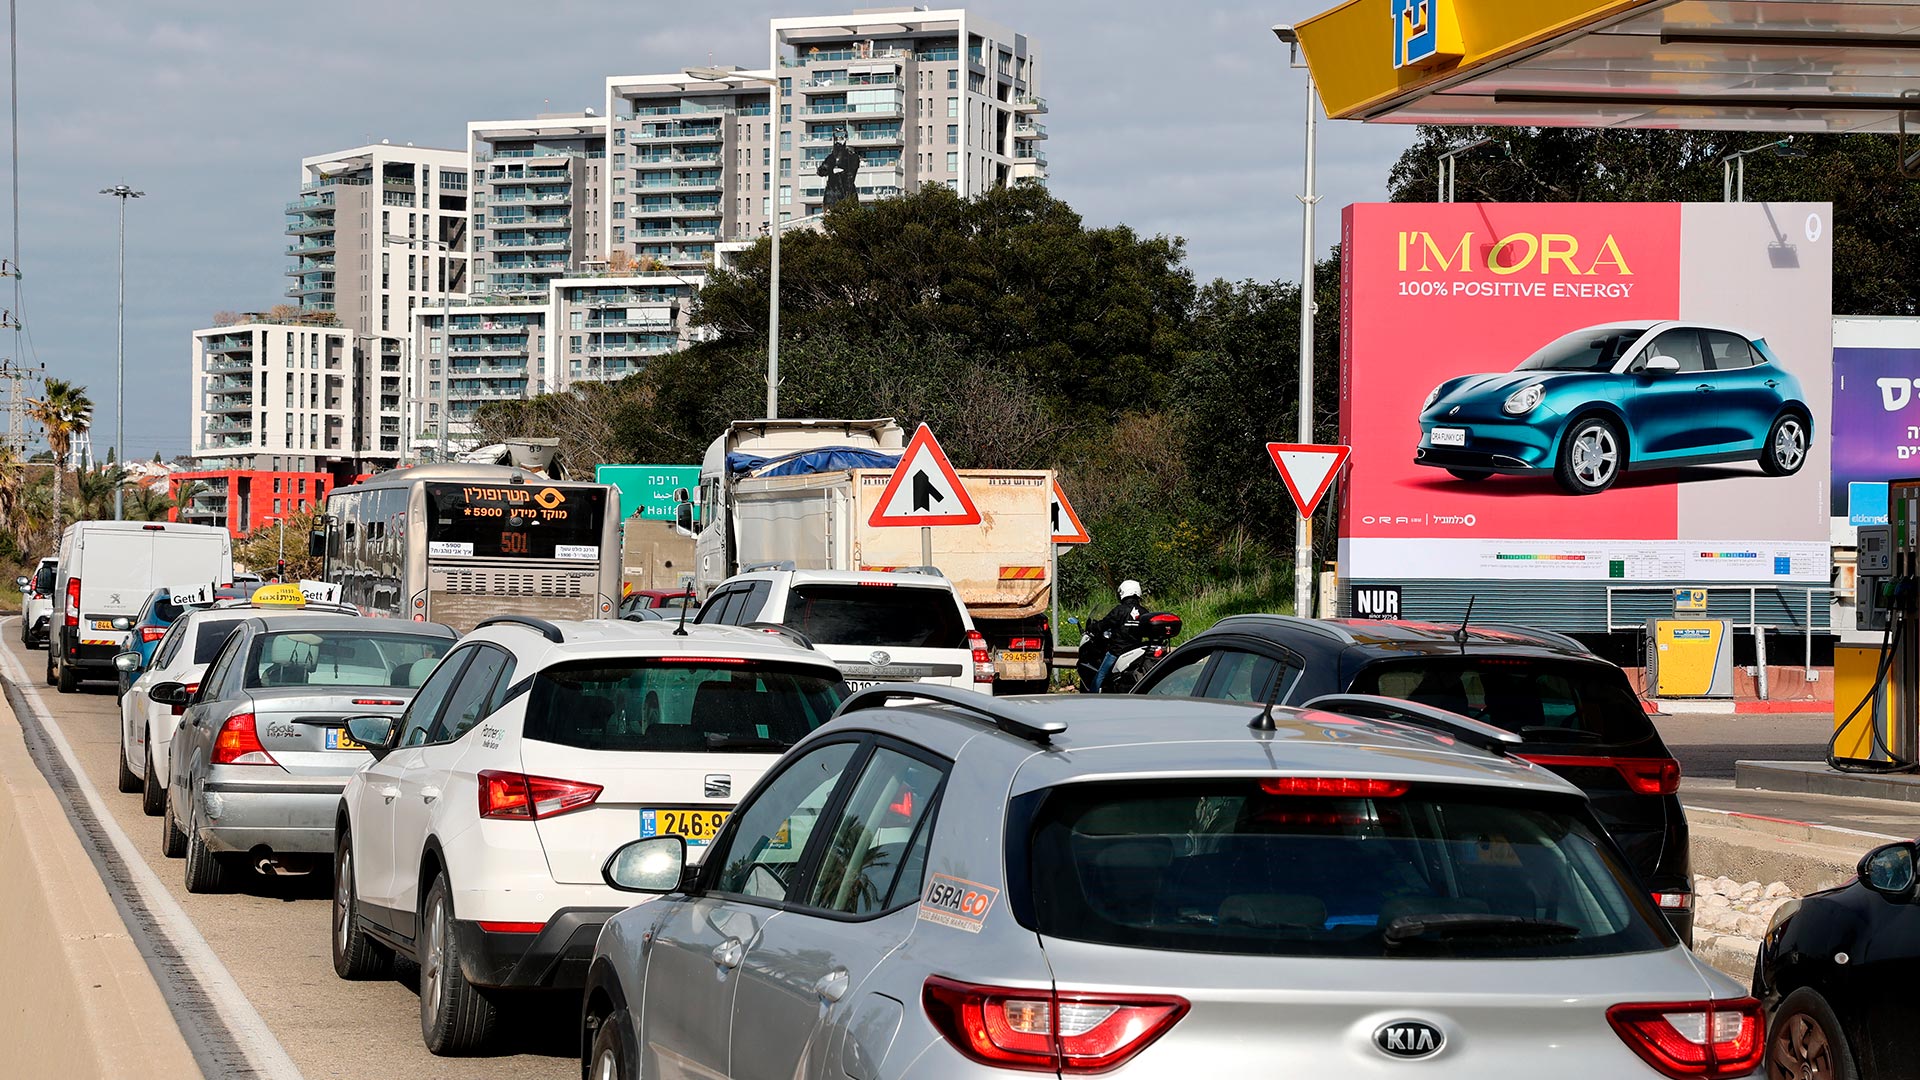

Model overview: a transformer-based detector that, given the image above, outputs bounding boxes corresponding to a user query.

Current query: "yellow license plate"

[642,808,730,847]
[1001,650,1040,663]
[326,727,365,751]
[93,619,115,630]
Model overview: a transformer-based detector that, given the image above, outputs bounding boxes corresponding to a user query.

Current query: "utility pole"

[101,183,143,519]
[1273,25,1320,619]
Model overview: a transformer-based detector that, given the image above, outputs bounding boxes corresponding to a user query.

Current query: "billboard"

[1338,201,1831,583]
[1831,317,1920,527]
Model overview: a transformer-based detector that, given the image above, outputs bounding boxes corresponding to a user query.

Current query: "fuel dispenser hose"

[1826,603,1914,773]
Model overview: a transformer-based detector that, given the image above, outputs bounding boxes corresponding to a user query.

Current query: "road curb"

[0,674,200,1080]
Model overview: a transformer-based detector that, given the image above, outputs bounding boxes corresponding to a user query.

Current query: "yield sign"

[869,423,982,527]
[1266,442,1351,518]
[1049,478,1090,544]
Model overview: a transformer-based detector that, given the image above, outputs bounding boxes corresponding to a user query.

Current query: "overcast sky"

[11,1,1414,461]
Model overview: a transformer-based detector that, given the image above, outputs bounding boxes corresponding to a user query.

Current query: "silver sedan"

[156,613,455,892]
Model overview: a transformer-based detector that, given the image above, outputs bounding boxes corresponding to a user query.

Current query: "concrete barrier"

[0,699,198,1080]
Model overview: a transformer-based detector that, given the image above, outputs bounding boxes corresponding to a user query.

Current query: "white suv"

[330,614,848,1056]
[697,567,993,694]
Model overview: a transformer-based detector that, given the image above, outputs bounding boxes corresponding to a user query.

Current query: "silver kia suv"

[582,689,1761,1079]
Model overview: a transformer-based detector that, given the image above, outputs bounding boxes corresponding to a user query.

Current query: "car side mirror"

[673,501,695,535]
[149,681,190,707]
[345,715,397,761]
[1641,356,1681,375]
[1861,841,1917,899]
[12,576,25,589]
[308,530,328,558]
[603,836,688,893]
[113,651,144,673]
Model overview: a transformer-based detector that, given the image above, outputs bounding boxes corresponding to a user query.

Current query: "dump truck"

[683,418,1056,692]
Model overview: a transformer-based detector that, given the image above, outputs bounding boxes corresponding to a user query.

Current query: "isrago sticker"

[919,873,999,933]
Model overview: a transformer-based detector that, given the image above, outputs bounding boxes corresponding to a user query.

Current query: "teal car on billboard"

[1415,320,1811,495]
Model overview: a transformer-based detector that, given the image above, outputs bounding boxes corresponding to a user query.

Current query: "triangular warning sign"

[1266,442,1351,518]
[1049,478,1090,545]
[869,424,982,527]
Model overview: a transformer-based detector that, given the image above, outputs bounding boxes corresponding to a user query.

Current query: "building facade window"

[947,151,958,172]
[947,97,959,117]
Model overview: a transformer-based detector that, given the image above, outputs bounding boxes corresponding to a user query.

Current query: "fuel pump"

[1836,481,1920,771]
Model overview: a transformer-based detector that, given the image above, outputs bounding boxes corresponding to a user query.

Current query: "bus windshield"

[423,482,608,561]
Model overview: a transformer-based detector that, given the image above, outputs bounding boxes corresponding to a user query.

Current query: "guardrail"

[1605,584,1836,684]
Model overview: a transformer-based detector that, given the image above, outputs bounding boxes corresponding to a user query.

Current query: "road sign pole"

[1050,542,1061,651]
[921,525,932,569]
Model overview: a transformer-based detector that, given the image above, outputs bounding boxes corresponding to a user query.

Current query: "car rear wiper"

[703,734,791,750]
[1382,913,1580,945]
[1518,727,1605,743]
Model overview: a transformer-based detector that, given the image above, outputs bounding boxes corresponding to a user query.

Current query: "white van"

[49,521,233,693]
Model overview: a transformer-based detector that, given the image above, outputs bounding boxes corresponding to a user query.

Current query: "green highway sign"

[597,464,700,523]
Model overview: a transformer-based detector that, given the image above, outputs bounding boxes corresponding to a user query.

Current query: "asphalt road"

[3,628,578,1080]
[1656,711,1831,781]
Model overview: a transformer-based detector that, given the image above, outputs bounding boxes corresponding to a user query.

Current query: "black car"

[1753,840,1919,1080]
[1132,615,1692,940]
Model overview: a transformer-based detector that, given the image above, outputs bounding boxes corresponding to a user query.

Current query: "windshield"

[424,482,607,561]
[523,659,845,752]
[1348,657,1655,745]
[1017,780,1671,959]
[782,584,967,648]
[245,630,451,688]
[1515,328,1642,372]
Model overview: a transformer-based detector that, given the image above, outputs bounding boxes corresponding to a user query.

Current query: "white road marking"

[0,628,304,1080]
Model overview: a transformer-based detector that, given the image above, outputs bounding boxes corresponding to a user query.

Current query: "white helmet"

[1118,579,1142,600]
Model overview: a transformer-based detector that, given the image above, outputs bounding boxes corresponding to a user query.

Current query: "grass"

[1063,568,1294,647]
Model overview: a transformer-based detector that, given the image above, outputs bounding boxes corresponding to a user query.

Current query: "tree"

[25,378,92,535]
[123,485,176,522]
[236,506,319,580]
[1387,126,1920,315]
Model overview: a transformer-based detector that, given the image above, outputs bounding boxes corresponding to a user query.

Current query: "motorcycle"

[1069,611,1184,694]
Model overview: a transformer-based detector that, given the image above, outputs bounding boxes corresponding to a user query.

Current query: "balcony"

[634,174,724,191]
[629,123,724,144]
[631,200,722,218]
[287,277,334,297]
[487,209,572,225]
[780,46,909,66]
[203,417,255,434]
[1013,94,1048,113]
[286,238,336,255]
[474,148,605,162]
[300,176,370,193]
[628,103,733,118]
[799,74,897,91]
[1014,121,1047,139]
[448,385,530,401]
[581,312,676,329]
[519,168,572,184]
[1014,149,1048,165]
[285,259,336,275]
[448,359,530,375]
[800,163,905,199]
[569,289,683,307]
[448,339,531,356]
[635,150,720,165]
[797,93,905,118]
[802,126,903,147]
[491,190,572,205]
[577,339,676,355]
[284,193,335,213]
[204,392,253,413]
[285,215,335,235]
[490,232,571,252]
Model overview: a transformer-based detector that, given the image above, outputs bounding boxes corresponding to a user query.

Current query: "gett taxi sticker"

[919,873,999,933]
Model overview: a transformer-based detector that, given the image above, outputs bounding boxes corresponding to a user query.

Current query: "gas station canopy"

[1296,0,1920,132]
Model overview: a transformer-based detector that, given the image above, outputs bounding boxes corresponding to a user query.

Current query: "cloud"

[11,0,1411,460]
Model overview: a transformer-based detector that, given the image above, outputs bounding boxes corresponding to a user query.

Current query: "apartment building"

[187,319,355,470]
[603,7,1044,266]
[172,468,333,538]
[552,275,707,385]
[470,114,609,295]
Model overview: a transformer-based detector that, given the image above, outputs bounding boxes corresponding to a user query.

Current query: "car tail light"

[172,682,199,717]
[969,630,994,684]
[1010,637,1042,651]
[1653,891,1693,912]
[64,577,80,628]
[210,713,277,766]
[1520,755,1681,796]
[923,976,1188,1073]
[1608,999,1763,1078]
[655,657,748,664]
[140,626,167,644]
[351,698,404,706]
[477,770,602,820]
[1260,777,1410,798]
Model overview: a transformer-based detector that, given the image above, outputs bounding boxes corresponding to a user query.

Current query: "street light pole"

[686,66,781,418]
[1273,25,1320,619]
[100,183,143,519]
[1436,136,1492,202]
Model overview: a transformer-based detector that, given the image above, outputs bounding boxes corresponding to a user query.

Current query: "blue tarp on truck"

[725,446,902,479]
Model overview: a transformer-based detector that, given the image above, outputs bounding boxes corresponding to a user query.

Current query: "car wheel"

[332,832,393,979]
[44,647,54,686]
[419,872,499,1055]
[1554,416,1624,495]
[1446,467,1491,482]
[1768,988,1857,1080]
[1761,413,1809,477]
[160,786,187,858]
[116,731,141,793]
[56,651,77,693]
[182,794,236,893]
[588,1010,634,1080]
[141,737,166,816]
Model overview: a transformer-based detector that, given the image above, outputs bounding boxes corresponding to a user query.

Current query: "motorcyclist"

[1092,580,1146,691]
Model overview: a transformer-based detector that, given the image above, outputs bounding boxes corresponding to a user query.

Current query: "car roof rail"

[1300,693,1522,756]
[740,560,797,574]
[475,614,565,643]
[1468,622,1592,654]
[837,684,1066,746]
[1214,613,1359,644]
[740,621,815,650]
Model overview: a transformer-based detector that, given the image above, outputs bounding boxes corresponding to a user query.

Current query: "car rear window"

[782,584,966,649]
[31,564,54,594]
[523,659,845,752]
[244,630,451,688]
[1347,657,1654,745]
[1017,780,1672,959]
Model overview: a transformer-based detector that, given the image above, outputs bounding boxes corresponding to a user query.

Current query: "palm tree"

[67,464,125,523]
[0,443,21,541]
[124,485,175,522]
[24,378,92,535]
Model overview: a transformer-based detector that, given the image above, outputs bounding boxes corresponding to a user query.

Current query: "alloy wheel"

[423,894,447,1018]
[1774,419,1807,471]
[1571,425,1618,488]
[333,848,352,955]
[593,1047,619,1080]
[1770,1013,1834,1079]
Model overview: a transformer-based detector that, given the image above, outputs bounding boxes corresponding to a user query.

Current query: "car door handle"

[1694,383,1714,392]
[421,787,441,804]
[710,938,744,970]
[377,784,400,803]
[1765,379,1780,388]
[815,969,849,1003]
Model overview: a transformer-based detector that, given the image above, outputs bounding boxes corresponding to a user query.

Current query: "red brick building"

[171,469,333,538]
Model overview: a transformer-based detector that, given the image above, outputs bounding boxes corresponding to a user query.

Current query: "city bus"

[312,464,620,631]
